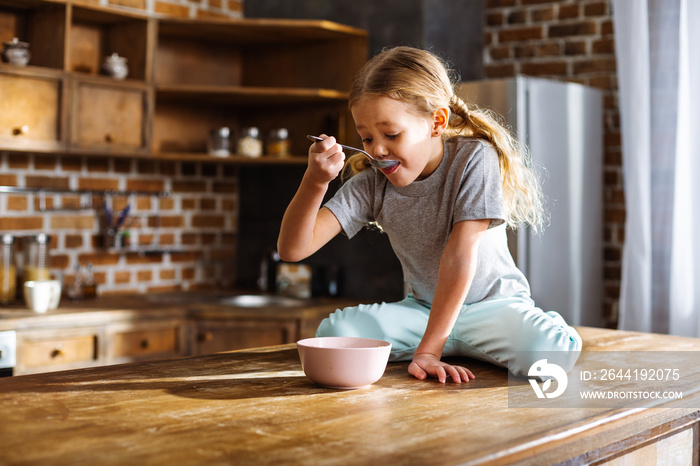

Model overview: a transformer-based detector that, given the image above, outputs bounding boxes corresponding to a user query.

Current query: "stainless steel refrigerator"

[456,77,603,327]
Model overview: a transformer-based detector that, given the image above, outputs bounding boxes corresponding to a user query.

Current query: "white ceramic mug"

[23,280,61,313]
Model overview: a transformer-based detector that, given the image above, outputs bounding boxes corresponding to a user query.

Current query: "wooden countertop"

[0,292,359,331]
[1,327,699,465]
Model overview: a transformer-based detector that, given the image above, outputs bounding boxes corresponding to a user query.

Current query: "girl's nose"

[373,143,388,158]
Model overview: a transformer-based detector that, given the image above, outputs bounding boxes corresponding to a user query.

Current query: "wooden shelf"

[156,17,367,44]
[0,144,308,165]
[155,85,349,105]
[155,153,308,164]
[1,0,368,164]
[68,4,151,81]
[0,62,65,78]
[0,0,66,70]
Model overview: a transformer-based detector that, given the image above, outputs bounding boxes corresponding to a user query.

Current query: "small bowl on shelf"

[102,53,128,80]
[1,37,31,66]
[296,336,392,389]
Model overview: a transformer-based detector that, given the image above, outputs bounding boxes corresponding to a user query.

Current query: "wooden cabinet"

[0,68,66,151]
[15,326,102,375]
[598,425,696,465]
[188,300,347,356]
[0,1,153,155]
[12,312,187,375]
[0,0,368,163]
[66,4,153,155]
[106,319,185,364]
[6,297,345,374]
[192,318,297,356]
[70,77,151,153]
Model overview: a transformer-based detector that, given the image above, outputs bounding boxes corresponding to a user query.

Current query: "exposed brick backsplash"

[0,152,238,296]
[0,0,242,299]
[485,0,621,327]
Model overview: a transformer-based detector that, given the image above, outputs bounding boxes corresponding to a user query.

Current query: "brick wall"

[0,153,238,295]
[0,0,244,298]
[484,0,621,327]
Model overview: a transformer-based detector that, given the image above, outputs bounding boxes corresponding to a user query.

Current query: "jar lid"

[270,128,289,139]
[105,52,127,63]
[1,234,14,245]
[242,127,259,138]
[3,37,29,49]
[27,233,51,244]
[212,127,230,137]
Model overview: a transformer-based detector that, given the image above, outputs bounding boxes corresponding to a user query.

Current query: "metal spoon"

[306,135,399,170]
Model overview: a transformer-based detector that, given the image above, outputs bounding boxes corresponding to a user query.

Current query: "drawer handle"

[198,332,213,342]
[12,125,29,136]
[104,133,114,143]
[140,339,149,349]
[50,345,64,359]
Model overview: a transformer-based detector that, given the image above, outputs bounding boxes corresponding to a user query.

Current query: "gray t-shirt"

[324,136,531,305]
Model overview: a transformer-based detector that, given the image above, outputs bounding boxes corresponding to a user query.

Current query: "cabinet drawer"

[18,333,98,372]
[0,72,64,150]
[111,326,179,359]
[193,319,298,356]
[70,78,150,152]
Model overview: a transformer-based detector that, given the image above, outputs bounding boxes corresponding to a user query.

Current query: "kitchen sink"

[145,291,310,308]
[145,292,229,305]
[217,294,307,308]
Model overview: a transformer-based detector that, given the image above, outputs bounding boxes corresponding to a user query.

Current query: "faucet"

[257,249,280,293]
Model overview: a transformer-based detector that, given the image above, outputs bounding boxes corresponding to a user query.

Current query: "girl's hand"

[307,135,345,184]
[408,352,475,383]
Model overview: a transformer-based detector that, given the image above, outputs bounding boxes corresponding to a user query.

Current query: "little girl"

[278,46,581,383]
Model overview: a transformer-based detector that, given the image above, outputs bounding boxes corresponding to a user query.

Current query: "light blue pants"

[316,295,582,377]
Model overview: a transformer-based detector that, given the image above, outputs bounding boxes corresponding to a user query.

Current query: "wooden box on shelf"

[0,66,67,151]
[69,75,152,154]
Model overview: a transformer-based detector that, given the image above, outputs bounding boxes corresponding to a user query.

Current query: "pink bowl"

[297,337,392,389]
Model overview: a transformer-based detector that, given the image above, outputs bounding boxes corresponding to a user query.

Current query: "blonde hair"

[345,46,545,232]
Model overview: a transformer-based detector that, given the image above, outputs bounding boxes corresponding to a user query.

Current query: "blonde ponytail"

[447,95,546,233]
[345,46,546,232]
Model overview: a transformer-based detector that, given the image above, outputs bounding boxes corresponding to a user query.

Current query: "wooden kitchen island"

[1,327,699,465]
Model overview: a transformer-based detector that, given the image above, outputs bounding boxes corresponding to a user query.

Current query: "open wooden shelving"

[0,0,368,164]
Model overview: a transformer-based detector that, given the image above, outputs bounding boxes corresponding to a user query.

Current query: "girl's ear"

[432,107,449,136]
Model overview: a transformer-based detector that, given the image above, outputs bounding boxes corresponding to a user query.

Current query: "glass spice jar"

[237,127,263,158]
[0,234,16,305]
[267,128,291,158]
[23,234,51,283]
[208,127,231,157]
